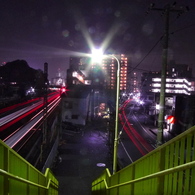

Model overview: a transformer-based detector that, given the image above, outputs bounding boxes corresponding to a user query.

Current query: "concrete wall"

[61,94,90,126]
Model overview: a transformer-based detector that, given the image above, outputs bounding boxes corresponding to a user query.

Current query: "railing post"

[3,146,9,195]
[157,148,165,194]
[131,165,135,195]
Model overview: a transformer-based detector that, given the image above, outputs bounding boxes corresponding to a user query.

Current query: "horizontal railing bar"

[0,140,45,176]
[92,160,195,190]
[0,169,58,190]
[117,126,195,174]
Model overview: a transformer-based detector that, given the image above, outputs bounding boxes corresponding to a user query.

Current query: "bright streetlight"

[91,49,120,174]
[91,48,103,64]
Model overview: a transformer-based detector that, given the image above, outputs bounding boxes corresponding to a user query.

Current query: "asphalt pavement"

[52,110,174,195]
[117,108,174,169]
[52,119,112,195]
[133,111,174,143]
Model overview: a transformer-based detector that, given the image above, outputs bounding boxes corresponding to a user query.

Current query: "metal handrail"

[92,125,195,194]
[92,160,195,190]
[0,140,59,194]
[0,168,58,190]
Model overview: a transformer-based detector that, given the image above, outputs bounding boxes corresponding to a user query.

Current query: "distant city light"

[61,88,66,93]
[26,87,35,96]
[140,100,144,105]
[167,115,175,124]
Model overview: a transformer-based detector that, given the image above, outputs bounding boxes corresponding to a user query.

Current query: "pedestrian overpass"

[92,125,195,194]
[1,125,195,194]
[0,140,58,195]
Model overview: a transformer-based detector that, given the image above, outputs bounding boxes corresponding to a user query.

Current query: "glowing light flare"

[75,13,122,61]
[61,87,66,93]
[91,48,103,64]
[167,115,175,124]
[140,100,144,105]
[156,104,160,110]
[100,22,122,53]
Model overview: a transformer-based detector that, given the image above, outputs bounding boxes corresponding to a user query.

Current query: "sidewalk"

[134,111,174,142]
[52,119,112,195]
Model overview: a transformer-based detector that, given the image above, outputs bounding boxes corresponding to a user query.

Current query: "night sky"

[0,0,195,79]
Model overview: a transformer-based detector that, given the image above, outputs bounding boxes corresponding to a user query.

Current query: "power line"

[129,36,163,73]
[130,20,195,74]
[170,23,195,34]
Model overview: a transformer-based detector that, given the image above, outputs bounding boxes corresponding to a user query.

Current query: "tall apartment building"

[101,54,128,91]
[120,54,128,91]
[129,71,139,93]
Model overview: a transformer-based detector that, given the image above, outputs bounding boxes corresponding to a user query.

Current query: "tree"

[0,60,44,98]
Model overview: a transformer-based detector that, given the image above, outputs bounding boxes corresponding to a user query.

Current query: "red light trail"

[119,99,153,156]
[0,92,60,132]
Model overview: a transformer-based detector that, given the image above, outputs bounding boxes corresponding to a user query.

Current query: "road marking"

[132,114,155,139]
[97,163,106,167]
[120,140,133,163]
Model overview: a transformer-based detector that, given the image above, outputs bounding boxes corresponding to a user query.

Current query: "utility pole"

[149,3,188,146]
[43,62,48,143]
[40,62,48,163]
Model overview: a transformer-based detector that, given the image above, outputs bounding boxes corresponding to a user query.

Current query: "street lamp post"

[110,55,120,175]
[91,50,120,174]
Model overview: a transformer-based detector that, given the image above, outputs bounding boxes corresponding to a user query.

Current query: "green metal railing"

[0,140,58,195]
[92,125,195,195]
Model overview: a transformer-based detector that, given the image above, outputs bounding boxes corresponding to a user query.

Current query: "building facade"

[140,61,195,134]
[100,54,128,91]
[66,54,130,92]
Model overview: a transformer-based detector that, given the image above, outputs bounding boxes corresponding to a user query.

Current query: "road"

[117,99,173,169]
[0,91,60,149]
[0,92,59,132]
[4,95,60,148]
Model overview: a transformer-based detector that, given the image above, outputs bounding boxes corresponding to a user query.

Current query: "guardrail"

[92,125,195,195]
[0,140,59,195]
